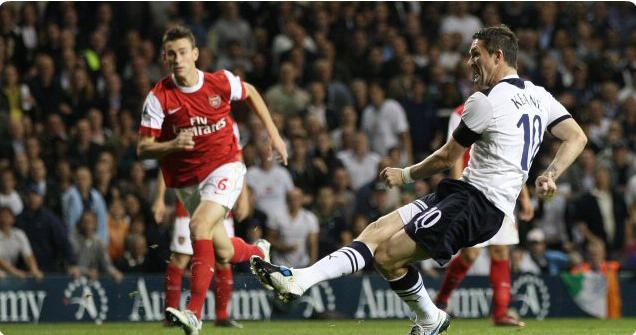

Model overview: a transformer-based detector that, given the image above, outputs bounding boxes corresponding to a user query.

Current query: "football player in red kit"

[137,25,286,335]
[154,172,265,329]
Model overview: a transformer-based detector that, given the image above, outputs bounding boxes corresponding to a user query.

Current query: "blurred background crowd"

[1,2,635,281]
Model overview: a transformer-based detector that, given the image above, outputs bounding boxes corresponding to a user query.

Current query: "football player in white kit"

[251,24,587,335]
[434,103,534,327]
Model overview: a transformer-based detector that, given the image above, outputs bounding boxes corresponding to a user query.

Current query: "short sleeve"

[267,212,281,231]
[545,91,572,134]
[461,92,493,134]
[392,101,409,133]
[139,92,164,137]
[452,92,492,147]
[281,168,294,192]
[307,212,319,234]
[223,70,248,101]
[16,229,33,258]
[447,109,462,143]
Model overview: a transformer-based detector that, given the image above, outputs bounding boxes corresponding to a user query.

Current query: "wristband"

[401,167,414,184]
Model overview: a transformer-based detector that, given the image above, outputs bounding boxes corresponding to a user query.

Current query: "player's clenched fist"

[380,167,406,188]
[173,130,195,151]
[535,172,557,199]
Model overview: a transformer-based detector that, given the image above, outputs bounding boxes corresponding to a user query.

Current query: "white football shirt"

[456,75,571,218]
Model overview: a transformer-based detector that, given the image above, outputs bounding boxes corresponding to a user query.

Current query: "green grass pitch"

[1,319,635,335]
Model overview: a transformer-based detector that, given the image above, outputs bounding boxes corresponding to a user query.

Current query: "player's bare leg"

[164,252,191,326]
[374,229,451,335]
[250,212,404,302]
[434,247,481,311]
[489,245,526,327]
[167,201,226,335]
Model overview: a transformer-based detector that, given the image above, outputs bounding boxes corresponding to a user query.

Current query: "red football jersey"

[139,70,246,188]
[453,104,471,168]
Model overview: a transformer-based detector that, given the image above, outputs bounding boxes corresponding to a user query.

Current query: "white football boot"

[407,310,451,335]
[165,307,202,335]
[249,256,305,302]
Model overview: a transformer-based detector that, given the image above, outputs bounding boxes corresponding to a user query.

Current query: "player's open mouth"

[472,67,480,82]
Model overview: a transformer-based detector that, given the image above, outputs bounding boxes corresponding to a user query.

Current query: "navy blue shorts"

[398,179,504,266]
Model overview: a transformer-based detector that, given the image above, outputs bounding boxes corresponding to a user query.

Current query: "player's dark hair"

[473,24,518,69]
[162,25,197,48]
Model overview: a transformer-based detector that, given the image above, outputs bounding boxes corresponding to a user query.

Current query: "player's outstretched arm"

[244,82,288,165]
[137,131,195,160]
[536,118,587,198]
[381,138,467,188]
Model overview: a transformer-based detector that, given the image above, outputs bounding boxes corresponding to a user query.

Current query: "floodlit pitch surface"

[1,319,635,335]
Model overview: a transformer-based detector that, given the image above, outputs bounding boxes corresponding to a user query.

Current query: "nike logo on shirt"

[167,106,182,114]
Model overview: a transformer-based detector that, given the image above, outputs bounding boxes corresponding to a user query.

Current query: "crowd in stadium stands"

[0,2,635,280]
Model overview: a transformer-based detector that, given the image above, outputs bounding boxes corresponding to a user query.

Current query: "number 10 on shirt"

[517,114,543,172]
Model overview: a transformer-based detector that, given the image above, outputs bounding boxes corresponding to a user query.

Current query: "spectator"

[247,140,295,219]
[62,166,109,244]
[28,158,62,216]
[571,166,629,258]
[1,64,33,121]
[314,186,351,258]
[216,39,253,73]
[207,2,254,58]
[13,152,30,190]
[439,2,482,48]
[313,58,353,112]
[355,180,394,222]
[337,132,381,190]
[17,185,79,276]
[115,233,150,273]
[303,81,337,131]
[0,169,23,215]
[108,199,129,262]
[331,166,355,223]
[330,105,358,152]
[571,239,621,319]
[120,161,151,201]
[267,188,319,267]
[403,78,441,159]
[0,118,26,162]
[69,118,103,169]
[287,135,327,201]
[264,62,310,117]
[28,54,64,124]
[0,206,43,280]
[361,82,412,162]
[72,211,123,282]
[563,147,597,194]
[587,100,612,149]
[311,131,343,180]
[513,228,576,275]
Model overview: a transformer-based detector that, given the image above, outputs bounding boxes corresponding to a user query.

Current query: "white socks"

[293,241,373,290]
[388,265,439,325]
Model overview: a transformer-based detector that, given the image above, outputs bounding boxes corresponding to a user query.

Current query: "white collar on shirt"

[171,69,204,93]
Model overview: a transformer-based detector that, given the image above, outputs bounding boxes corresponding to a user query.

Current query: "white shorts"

[175,161,246,215]
[471,215,519,247]
[170,215,236,255]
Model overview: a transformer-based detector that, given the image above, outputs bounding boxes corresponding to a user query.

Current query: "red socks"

[165,263,186,310]
[214,266,234,321]
[436,255,471,305]
[229,237,264,263]
[490,259,511,319]
[188,240,215,320]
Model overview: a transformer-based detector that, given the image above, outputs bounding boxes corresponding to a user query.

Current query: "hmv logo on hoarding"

[0,289,46,322]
